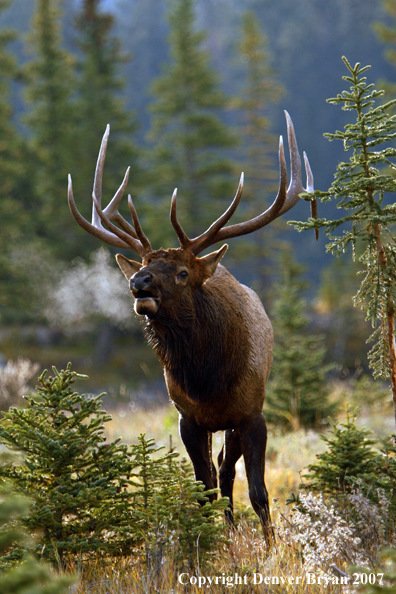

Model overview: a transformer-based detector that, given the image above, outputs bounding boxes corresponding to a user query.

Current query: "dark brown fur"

[144,275,249,403]
[116,246,274,541]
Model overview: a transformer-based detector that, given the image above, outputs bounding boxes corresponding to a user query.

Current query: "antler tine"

[68,125,151,257]
[92,127,137,238]
[170,188,193,250]
[185,173,244,255]
[128,194,152,253]
[92,194,147,257]
[91,124,109,229]
[303,150,318,239]
[275,110,305,217]
[304,151,314,193]
[102,166,139,238]
[68,174,132,250]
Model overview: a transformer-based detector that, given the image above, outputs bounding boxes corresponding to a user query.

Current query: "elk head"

[68,111,314,318]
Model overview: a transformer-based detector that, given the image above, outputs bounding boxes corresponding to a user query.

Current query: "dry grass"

[63,397,392,593]
[69,522,361,593]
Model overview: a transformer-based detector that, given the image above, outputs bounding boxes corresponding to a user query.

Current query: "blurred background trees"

[145,0,236,247]
[23,0,77,258]
[264,247,337,431]
[0,0,395,409]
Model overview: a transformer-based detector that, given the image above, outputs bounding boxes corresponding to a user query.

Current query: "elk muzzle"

[130,270,160,317]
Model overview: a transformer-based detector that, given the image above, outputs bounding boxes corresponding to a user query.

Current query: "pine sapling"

[130,435,229,572]
[292,57,396,424]
[301,408,377,497]
[0,363,139,564]
[0,453,75,592]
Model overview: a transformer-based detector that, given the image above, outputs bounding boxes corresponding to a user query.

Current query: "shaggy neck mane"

[144,283,248,403]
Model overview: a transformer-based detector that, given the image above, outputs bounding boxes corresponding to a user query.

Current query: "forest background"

[0,0,395,404]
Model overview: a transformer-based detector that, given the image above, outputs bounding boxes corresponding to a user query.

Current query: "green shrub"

[131,435,229,573]
[0,453,74,593]
[0,364,139,565]
[301,408,377,496]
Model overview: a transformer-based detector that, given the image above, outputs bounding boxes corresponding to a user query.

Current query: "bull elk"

[68,111,314,542]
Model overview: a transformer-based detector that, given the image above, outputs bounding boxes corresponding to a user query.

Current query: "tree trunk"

[387,310,396,427]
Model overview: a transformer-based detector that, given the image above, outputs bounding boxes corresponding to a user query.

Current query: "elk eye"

[178,270,188,279]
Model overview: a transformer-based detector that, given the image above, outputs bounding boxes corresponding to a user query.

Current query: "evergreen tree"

[0,0,22,199]
[301,408,377,496]
[264,246,336,431]
[0,364,139,565]
[299,410,396,542]
[131,434,228,572]
[0,0,38,323]
[0,455,75,592]
[23,0,77,259]
[113,0,168,126]
[231,10,284,269]
[146,0,237,247]
[292,57,396,425]
[72,0,140,259]
[234,11,283,209]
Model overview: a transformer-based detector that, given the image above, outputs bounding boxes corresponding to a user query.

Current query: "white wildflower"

[276,492,367,580]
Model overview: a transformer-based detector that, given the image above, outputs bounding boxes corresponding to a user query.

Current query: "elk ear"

[115,253,142,279]
[199,244,228,278]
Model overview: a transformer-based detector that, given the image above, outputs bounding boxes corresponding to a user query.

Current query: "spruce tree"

[231,11,284,269]
[72,0,140,259]
[0,364,139,565]
[23,0,77,259]
[0,455,75,592]
[301,409,377,496]
[234,11,283,209]
[292,57,396,425]
[0,365,228,569]
[265,246,336,431]
[131,435,228,571]
[0,0,23,200]
[146,0,236,247]
[0,0,37,323]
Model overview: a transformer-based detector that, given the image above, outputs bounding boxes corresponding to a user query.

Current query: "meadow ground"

[68,387,395,594]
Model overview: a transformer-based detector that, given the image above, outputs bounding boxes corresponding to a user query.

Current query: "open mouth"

[135,289,157,300]
[134,291,160,317]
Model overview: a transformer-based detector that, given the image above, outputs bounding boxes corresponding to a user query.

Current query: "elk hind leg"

[218,429,242,526]
[179,415,217,501]
[239,413,273,545]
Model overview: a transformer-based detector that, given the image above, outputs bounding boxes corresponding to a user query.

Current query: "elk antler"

[170,111,314,256]
[68,125,152,258]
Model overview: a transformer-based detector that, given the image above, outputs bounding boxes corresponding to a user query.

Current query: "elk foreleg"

[239,413,273,545]
[218,429,242,526]
[179,416,217,501]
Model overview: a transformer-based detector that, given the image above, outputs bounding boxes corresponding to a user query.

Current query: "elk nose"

[131,272,153,292]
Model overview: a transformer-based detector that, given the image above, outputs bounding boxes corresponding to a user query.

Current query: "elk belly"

[134,297,159,316]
